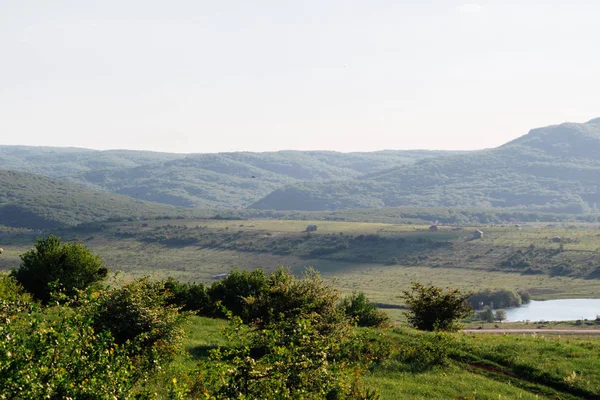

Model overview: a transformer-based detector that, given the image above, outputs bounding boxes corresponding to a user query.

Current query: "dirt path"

[464,329,600,334]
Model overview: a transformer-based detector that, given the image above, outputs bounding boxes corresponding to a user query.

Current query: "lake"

[505,299,600,322]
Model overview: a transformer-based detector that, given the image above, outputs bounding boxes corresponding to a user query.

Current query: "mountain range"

[1,118,599,218]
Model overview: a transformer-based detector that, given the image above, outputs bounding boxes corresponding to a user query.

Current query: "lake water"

[505,299,600,322]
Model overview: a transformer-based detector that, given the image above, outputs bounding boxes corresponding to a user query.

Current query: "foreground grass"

[172,317,600,399]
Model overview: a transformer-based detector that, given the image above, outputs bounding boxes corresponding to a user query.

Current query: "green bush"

[92,278,187,369]
[244,267,345,334]
[469,288,523,309]
[207,268,268,319]
[0,273,32,303]
[394,330,455,371]
[339,291,390,327]
[163,277,210,314]
[402,282,473,332]
[11,235,108,303]
[0,295,141,398]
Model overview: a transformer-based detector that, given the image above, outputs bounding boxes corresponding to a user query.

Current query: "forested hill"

[0,170,183,229]
[0,147,456,208]
[251,119,600,213]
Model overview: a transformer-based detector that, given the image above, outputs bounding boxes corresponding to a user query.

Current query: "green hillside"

[0,170,184,229]
[0,146,456,208]
[252,119,600,212]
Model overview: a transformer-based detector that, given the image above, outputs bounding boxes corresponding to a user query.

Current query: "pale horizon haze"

[1,1,599,154]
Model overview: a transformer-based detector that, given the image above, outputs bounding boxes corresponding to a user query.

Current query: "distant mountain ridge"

[0,170,182,229]
[251,119,600,213]
[0,147,457,208]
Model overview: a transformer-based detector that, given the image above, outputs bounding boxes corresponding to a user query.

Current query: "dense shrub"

[393,330,456,371]
[92,278,187,368]
[339,291,390,327]
[477,306,495,323]
[11,235,108,303]
[163,277,210,314]
[402,282,473,332]
[469,288,523,309]
[0,273,32,303]
[191,268,381,400]
[207,268,268,319]
[0,295,142,398]
[244,267,345,335]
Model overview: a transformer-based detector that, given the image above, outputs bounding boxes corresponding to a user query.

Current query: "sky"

[0,1,599,154]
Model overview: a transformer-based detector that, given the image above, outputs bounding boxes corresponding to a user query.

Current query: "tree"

[339,291,390,327]
[478,306,494,323]
[401,282,473,332]
[495,309,507,322]
[11,235,108,303]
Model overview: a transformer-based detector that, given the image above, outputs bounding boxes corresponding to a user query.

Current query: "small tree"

[495,309,507,322]
[478,306,494,323]
[12,235,108,303]
[339,291,390,327]
[401,282,472,332]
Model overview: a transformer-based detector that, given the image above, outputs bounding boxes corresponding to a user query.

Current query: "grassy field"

[167,316,600,399]
[2,219,600,313]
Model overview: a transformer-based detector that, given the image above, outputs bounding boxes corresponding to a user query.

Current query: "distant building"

[473,230,484,239]
[306,224,318,232]
[551,236,562,243]
[212,273,228,280]
[429,225,439,232]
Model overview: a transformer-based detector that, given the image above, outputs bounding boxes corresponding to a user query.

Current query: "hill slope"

[0,170,183,229]
[251,119,600,212]
[0,147,455,208]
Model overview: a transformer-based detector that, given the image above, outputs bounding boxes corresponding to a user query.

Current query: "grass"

[171,316,600,399]
[3,219,600,314]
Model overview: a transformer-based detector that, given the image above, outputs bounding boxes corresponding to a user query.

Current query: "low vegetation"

[2,236,600,399]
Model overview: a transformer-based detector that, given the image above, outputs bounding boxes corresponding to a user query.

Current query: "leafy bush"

[339,291,390,327]
[11,235,108,303]
[401,282,473,332]
[469,288,523,309]
[207,268,268,319]
[163,277,210,314]
[92,278,187,368]
[495,309,507,322]
[244,267,345,335]
[0,296,141,398]
[0,273,32,303]
[394,330,456,371]
[477,306,495,323]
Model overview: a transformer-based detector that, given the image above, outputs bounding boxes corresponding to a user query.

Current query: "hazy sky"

[1,1,598,153]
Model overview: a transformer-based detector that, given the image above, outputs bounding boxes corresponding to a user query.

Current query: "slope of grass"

[174,317,600,399]
[0,170,186,229]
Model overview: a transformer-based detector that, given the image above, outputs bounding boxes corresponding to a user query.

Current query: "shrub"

[244,267,345,335]
[11,235,108,303]
[339,291,390,327]
[469,288,522,309]
[0,273,32,303]
[92,278,187,369]
[477,306,494,323]
[395,331,456,371]
[0,296,140,398]
[163,277,210,314]
[401,282,473,332]
[207,268,268,319]
[195,312,379,399]
[495,309,507,322]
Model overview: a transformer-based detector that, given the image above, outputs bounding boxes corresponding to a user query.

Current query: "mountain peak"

[586,117,600,124]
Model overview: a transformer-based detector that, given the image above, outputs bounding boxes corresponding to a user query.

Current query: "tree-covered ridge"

[252,119,600,212]
[0,170,183,229]
[0,146,457,208]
